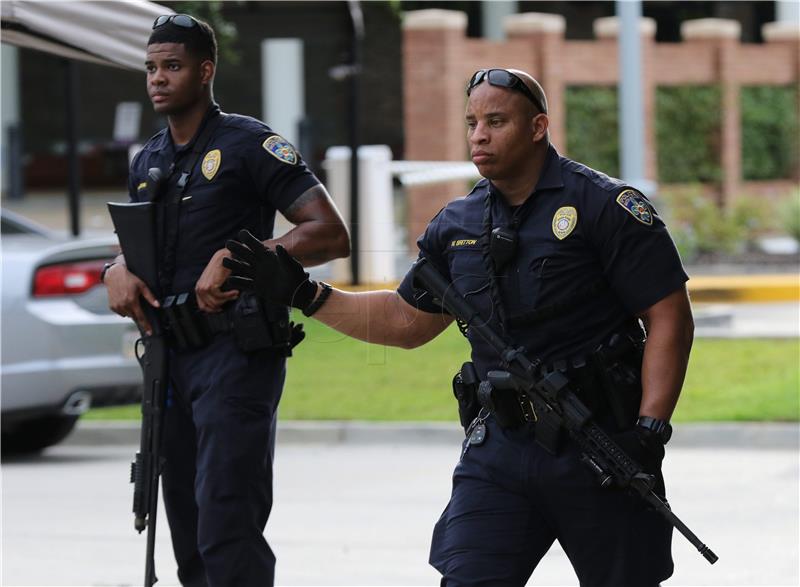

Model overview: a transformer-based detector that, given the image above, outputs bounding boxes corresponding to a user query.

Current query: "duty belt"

[476,323,645,432]
[161,292,229,350]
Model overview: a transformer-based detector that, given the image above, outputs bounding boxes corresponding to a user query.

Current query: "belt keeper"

[303,282,333,317]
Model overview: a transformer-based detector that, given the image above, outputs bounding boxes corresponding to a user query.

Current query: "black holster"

[452,362,480,431]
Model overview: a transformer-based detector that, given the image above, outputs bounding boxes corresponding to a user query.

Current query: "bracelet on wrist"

[302,282,333,317]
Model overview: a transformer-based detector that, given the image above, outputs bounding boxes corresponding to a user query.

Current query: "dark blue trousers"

[430,416,673,587]
[161,334,285,587]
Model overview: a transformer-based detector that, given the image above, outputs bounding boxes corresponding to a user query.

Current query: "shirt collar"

[534,144,565,192]
[166,102,221,154]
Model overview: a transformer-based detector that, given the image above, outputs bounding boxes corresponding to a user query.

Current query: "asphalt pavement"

[2,426,799,587]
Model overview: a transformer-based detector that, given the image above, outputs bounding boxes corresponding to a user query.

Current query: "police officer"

[224,68,693,587]
[103,15,349,587]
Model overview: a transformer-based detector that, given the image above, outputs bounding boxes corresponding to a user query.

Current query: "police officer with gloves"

[224,68,693,587]
[103,15,349,586]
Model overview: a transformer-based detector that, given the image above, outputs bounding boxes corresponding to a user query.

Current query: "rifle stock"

[411,257,718,565]
[108,192,168,587]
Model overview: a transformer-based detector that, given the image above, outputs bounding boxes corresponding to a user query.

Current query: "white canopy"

[1,0,172,70]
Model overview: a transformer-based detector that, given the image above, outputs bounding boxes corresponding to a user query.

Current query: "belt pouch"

[162,296,186,350]
[162,293,210,351]
[478,383,524,429]
[174,293,211,349]
[231,292,292,353]
[265,303,291,352]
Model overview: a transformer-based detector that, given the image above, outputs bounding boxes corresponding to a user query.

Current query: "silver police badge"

[262,135,298,165]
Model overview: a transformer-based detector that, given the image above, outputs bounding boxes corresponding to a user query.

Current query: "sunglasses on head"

[153,14,198,30]
[467,69,547,114]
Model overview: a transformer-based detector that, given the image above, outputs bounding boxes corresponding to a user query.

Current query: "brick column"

[403,9,469,249]
[504,13,567,150]
[593,16,658,185]
[682,19,742,207]
[763,21,800,181]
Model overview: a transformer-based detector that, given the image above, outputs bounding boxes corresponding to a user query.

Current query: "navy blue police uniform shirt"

[128,103,320,295]
[397,145,689,378]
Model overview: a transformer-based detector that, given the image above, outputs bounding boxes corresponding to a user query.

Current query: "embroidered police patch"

[201,149,221,180]
[552,206,578,240]
[262,135,298,165]
[616,189,653,226]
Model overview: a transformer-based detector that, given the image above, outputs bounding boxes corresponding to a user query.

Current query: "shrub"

[741,86,799,180]
[656,86,722,184]
[565,86,619,177]
[658,190,780,261]
[778,190,800,242]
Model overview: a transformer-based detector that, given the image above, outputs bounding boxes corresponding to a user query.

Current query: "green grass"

[86,319,799,423]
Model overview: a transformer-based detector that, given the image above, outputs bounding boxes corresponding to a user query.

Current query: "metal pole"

[617,0,647,189]
[64,59,81,237]
[347,0,364,285]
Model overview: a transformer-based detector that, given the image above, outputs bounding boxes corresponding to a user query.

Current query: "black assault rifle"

[412,257,718,565]
[108,168,168,587]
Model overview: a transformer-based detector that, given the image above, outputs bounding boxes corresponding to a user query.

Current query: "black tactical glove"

[612,427,665,475]
[223,229,318,312]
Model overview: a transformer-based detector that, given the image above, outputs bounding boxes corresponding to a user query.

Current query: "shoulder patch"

[262,135,298,165]
[616,189,653,226]
[201,149,222,180]
[552,206,578,240]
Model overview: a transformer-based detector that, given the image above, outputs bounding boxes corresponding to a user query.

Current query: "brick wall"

[402,10,799,246]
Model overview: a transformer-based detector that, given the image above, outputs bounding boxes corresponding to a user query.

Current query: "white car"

[1,209,141,453]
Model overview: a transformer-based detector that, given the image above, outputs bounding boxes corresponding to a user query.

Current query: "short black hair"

[148,15,217,63]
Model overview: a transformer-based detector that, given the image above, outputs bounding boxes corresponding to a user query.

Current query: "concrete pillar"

[776,0,800,25]
[402,9,469,249]
[594,16,658,188]
[1,45,22,199]
[482,1,517,41]
[762,21,800,181]
[323,145,396,284]
[682,19,742,207]
[504,13,567,150]
[262,39,304,147]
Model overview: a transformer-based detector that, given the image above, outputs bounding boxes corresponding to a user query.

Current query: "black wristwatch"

[636,416,673,445]
[302,282,333,317]
[100,262,117,283]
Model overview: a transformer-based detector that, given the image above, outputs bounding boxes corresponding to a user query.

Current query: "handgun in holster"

[452,362,480,431]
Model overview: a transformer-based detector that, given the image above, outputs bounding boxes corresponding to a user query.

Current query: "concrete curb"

[67,420,799,449]
[687,274,799,303]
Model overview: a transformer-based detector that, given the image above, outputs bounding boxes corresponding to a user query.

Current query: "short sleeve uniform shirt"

[128,104,320,295]
[397,145,688,377]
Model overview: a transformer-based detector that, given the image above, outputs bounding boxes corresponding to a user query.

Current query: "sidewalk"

[67,419,800,449]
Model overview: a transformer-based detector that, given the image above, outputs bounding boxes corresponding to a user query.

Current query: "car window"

[1,211,51,236]
[1,217,31,235]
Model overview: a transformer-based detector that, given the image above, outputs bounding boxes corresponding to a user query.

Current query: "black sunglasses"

[153,14,198,30]
[467,69,547,114]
